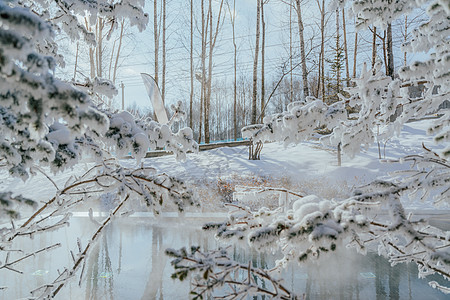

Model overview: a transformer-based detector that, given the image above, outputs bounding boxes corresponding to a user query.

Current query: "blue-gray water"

[1,216,447,299]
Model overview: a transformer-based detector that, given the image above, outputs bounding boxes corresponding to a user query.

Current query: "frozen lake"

[1,216,448,299]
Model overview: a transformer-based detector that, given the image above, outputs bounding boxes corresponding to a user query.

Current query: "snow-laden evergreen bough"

[336,0,450,158]
[0,2,199,298]
[169,171,449,297]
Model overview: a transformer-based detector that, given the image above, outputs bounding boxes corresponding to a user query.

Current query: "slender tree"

[289,2,294,102]
[386,22,394,79]
[371,26,377,72]
[204,0,224,143]
[260,0,267,121]
[251,0,261,124]
[317,0,326,99]
[335,9,341,95]
[162,0,167,102]
[353,17,358,79]
[294,0,309,98]
[342,8,350,86]
[226,0,238,140]
[154,0,159,86]
[404,16,408,66]
[189,0,194,129]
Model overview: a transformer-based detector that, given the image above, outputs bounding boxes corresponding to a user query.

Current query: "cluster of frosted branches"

[166,246,300,300]
[244,0,449,160]
[336,0,450,157]
[0,1,200,298]
[0,157,198,298]
[242,97,346,146]
[322,61,401,157]
[383,145,450,206]
[166,153,449,297]
[241,62,398,159]
[24,0,148,47]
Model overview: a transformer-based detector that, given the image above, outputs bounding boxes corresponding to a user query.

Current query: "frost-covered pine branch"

[335,0,450,157]
[383,144,450,206]
[321,61,401,158]
[166,246,300,300]
[242,97,346,147]
[0,158,199,297]
[193,182,450,295]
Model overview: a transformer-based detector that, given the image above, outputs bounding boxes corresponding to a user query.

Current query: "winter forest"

[0,0,449,299]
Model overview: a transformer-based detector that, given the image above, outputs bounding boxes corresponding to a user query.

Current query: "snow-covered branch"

[193,175,450,295]
[166,246,299,300]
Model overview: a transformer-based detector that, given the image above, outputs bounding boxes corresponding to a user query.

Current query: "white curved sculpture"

[141,73,169,124]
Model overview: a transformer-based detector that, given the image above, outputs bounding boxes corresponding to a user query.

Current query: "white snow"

[0,119,446,211]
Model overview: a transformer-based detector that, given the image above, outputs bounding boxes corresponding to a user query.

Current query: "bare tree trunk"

[342,8,350,87]
[251,0,261,124]
[404,16,407,66]
[260,0,266,121]
[386,22,394,79]
[189,0,194,129]
[233,1,237,140]
[353,18,358,79]
[335,9,340,95]
[199,0,207,143]
[154,0,159,85]
[289,2,293,102]
[227,0,237,140]
[372,26,377,72]
[381,30,387,74]
[73,43,79,80]
[204,0,224,143]
[205,0,213,143]
[97,18,104,78]
[113,20,124,84]
[108,39,115,80]
[295,0,309,98]
[162,0,166,103]
[89,48,95,78]
[318,0,325,99]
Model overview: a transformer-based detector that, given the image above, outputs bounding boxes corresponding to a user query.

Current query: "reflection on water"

[0,217,448,299]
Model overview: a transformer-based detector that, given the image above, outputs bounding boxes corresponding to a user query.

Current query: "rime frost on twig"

[192,178,450,296]
[166,246,299,299]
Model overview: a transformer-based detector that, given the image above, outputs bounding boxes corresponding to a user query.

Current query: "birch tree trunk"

[295,0,309,98]
[154,0,159,85]
[289,2,293,102]
[73,43,79,80]
[199,0,207,143]
[227,0,238,140]
[112,20,124,84]
[353,18,358,79]
[97,18,104,78]
[372,26,377,73]
[342,8,350,87]
[205,0,213,143]
[317,0,325,99]
[404,16,407,66]
[251,0,261,124]
[162,0,166,103]
[335,9,341,95]
[260,0,266,121]
[204,0,224,143]
[189,0,194,129]
[386,22,394,79]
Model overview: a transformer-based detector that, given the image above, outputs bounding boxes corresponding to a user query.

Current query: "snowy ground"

[0,119,447,213]
[124,118,447,211]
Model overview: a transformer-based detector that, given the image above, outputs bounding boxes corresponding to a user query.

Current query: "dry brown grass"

[190,174,353,212]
